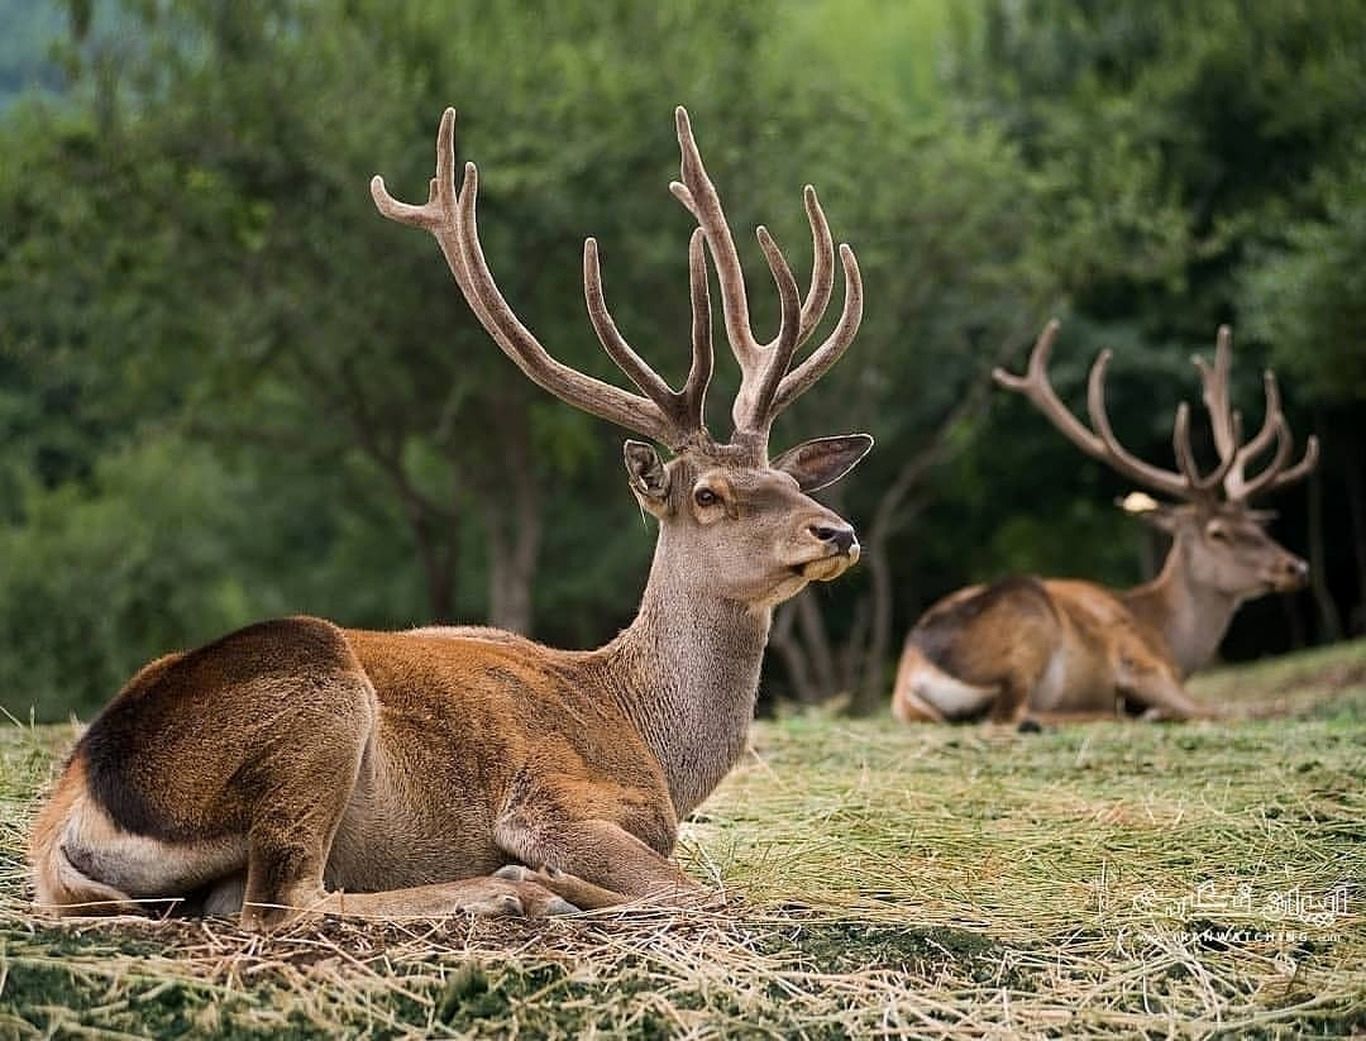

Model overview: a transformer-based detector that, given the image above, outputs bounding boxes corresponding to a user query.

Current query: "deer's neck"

[1122,542,1239,678]
[598,536,770,819]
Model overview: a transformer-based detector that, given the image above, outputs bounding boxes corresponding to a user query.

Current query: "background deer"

[893,321,1317,725]
[29,107,871,929]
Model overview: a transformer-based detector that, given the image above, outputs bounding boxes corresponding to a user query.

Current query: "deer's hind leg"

[234,671,377,930]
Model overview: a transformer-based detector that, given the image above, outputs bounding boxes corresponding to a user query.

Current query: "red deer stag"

[892,321,1316,726]
[30,107,870,929]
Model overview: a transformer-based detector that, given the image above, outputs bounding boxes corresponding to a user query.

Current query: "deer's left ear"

[624,440,672,516]
[773,434,874,493]
[1116,492,1181,534]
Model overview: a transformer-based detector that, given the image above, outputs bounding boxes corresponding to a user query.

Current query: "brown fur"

[30,443,867,929]
[893,504,1308,725]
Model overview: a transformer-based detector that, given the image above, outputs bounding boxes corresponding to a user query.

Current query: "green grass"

[2,641,1364,1038]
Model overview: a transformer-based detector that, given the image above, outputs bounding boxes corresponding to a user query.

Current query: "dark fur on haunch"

[911,577,1056,681]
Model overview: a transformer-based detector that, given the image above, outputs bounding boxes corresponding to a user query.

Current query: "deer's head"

[996,322,1318,603]
[372,108,870,610]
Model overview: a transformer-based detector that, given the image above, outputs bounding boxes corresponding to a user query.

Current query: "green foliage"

[1240,158,1366,403]
[0,439,256,716]
[0,0,1361,717]
[933,0,1366,616]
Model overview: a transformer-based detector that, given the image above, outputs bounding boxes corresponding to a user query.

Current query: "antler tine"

[1173,402,1197,481]
[1194,325,1238,464]
[1173,401,1243,493]
[1086,351,1196,500]
[995,320,1196,501]
[669,106,858,438]
[683,227,714,431]
[1266,434,1320,493]
[454,162,683,443]
[797,185,835,341]
[993,319,1105,458]
[772,243,863,416]
[670,107,760,364]
[371,107,460,234]
[1233,416,1294,500]
[583,238,682,407]
[375,107,717,448]
[735,225,802,429]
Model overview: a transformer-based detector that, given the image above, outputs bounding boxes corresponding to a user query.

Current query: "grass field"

[2,640,1363,1038]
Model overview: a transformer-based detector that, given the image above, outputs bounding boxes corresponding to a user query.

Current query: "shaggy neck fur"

[1122,536,1240,678]
[598,528,772,819]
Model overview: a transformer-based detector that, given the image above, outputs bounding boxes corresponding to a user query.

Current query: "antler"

[1192,326,1319,502]
[668,108,863,444]
[994,320,1201,500]
[370,108,713,450]
[995,320,1320,504]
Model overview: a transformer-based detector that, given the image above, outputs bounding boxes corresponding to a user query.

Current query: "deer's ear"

[1116,492,1181,533]
[773,434,874,493]
[624,440,671,516]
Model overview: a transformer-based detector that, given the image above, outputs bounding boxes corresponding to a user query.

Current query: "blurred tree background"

[0,0,1361,720]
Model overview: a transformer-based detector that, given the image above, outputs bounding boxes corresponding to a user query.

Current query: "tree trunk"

[795,590,838,698]
[1344,452,1366,636]
[413,516,458,621]
[484,407,541,634]
[1307,463,1342,642]
[771,601,824,704]
[851,531,898,714]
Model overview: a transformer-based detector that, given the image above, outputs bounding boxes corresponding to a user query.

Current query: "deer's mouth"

[1268,575,1308,594]
[793,545,860,582]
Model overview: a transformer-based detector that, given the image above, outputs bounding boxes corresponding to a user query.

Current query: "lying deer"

[30,107,872,929]
[893,321,1317,725]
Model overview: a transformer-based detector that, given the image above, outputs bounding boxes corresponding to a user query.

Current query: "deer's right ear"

[624,440,671,516]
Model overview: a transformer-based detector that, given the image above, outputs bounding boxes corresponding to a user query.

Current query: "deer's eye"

[1208,526,1230,542]
[694,488,719,508]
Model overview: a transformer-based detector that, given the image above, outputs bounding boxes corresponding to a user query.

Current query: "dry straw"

[2,641,1362,1038]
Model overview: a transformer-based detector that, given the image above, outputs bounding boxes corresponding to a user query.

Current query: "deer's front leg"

[1120,671,1215,721]
[497,818,703,907]
[494,779,704,908]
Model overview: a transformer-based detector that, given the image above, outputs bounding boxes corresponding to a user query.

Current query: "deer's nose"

[809,523,856,554]
[1287,558,1309,581]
